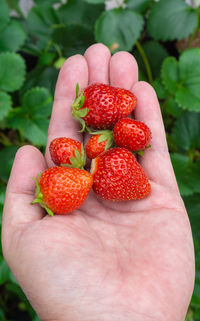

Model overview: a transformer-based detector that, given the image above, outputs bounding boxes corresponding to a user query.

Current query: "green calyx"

[71,83,89,132]
[92,130,114,151]
[133,144,152,157]
[30,174,54,216]
[61,144,86,170]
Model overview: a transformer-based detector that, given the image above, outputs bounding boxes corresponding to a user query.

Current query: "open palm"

[2,44,195,321]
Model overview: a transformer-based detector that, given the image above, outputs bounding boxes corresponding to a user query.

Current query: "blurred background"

[0,0,200,320]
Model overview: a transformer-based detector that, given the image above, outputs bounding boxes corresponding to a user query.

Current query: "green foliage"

[0,0,200,320]
[0,52,26,92]
[95,9,144,52]
[161,49,200,112]
[0,0,10,31]
[147,0,197,41]
[7,87,52,146]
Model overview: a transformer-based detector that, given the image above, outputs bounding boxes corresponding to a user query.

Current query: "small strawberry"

[113,118,151,152]
[49,137,85,169]
[72,83,137,130]
[86,130,113,159]
[91,147,151,201]
[31,167,93,215]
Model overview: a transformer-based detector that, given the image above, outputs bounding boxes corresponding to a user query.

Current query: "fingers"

[84,43,111,85]
[2,146,47,232]
[45,55,89,166]
[110,51,138,89]
[132,81,178,190]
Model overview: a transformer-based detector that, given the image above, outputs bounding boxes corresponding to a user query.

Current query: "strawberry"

[71,83,137,130]
[113,118,151,152]
[86,130,113,159]
[31,167,93,215]
[91,147,151,201]
[49,137,85,169]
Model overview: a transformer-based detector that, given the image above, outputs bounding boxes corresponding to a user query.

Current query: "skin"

[2,44,195,321]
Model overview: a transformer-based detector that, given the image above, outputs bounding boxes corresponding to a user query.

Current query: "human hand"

[2,43,195,321]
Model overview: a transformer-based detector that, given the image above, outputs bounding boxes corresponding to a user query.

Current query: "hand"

[2,44,195,321]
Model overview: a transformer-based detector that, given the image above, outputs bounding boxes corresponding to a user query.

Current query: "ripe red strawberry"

[113,118,151,152]
[86,130,113,159]
[72,83,137,130]
[49,137,85,169]
[31,167,93,215]
[91,148,151,201]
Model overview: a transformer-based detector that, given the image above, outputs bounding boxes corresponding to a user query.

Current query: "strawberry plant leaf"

[0,20,26,52]
[7,87,52,146]
[7,109,50,146]
[126,0,153,13]
[95,9,144,52]
[52,24,94,57]
[147,0,197,41]
[22,87,52,117]
[161,57,179,93]
[0,0,10,31]
[27,4,60,50]
[165,97,183,118]
[0,91,12,121]
[172,111,200,151]
[153,78,169,100]
[175,48,200,112]
[0,146,18,183]
[170,153,193,196]
[58,0,104,28]
[0,52,26,92]
[162,49,200,112]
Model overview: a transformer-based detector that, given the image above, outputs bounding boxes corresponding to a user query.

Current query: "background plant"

[0,0,200,320]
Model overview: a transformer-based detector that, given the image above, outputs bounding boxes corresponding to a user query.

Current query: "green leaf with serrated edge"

[161,57,179,94]
[0,0,9,31]
[175,49,200,112]
[22,87,52,117]
[7,109,50,146]
[0,146,18,183]
[95,9,144,52]
[172,111,200,151]
[7,87,53,146]
[0,52,26,92]
[147,0,197,41]
[153,78,169,100]
[0,20,26,53]
[52,24,94,57]
[0,91,12,121]
[165,97,183,118]
[126,0,153,13]
[58,0,104,28]
[170,153,193,196]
